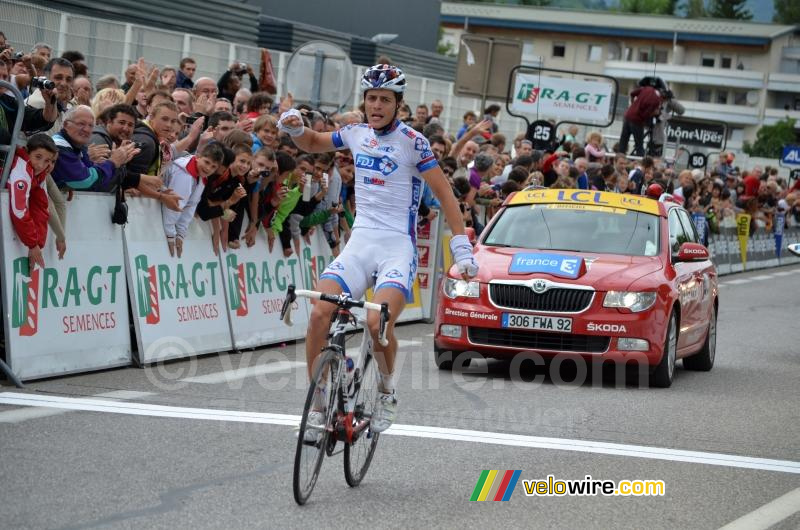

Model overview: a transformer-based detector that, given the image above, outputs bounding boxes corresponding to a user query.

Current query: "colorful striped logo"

[470,470,522,501]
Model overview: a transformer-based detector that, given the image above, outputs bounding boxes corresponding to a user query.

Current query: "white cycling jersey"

[331,120,438,240]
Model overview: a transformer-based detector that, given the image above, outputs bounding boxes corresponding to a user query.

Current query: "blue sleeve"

[332,124,357,150]
[413,136,439,173]
[577,174,589,190]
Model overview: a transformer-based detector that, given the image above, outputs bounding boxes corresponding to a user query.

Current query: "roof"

[508,189,662,216]
[441,1,798,46]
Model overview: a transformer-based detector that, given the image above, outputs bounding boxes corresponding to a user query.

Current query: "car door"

[677,208,714,345]
[667,209,695,349]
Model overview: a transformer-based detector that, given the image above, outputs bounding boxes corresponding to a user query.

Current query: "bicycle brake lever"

[280,285,296,326]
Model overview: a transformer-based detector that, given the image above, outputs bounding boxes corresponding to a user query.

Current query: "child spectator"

[251,114,278,153]
[8,134,59,271]
[585,131,607,162]
[161,142,225,257]
[197,143,249,253]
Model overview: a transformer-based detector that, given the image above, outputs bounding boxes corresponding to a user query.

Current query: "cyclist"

[278,64,478,435]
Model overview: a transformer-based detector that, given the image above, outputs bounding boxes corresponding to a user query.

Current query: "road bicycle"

[280,284,390,505]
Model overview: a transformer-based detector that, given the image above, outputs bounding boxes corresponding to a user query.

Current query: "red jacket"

[8,148,49,249]
[624,86,662,124]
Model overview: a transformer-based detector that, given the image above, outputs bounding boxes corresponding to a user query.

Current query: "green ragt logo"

[11,257,123,335]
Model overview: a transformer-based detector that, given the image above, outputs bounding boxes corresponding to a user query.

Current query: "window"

[638,49,652,62]
[668,211,689,254]
[716,91,728,104]
[655,49,669,64]
[587,45,602,62]
[697,88,712,103]
[623,47,633,61]
[701,55,716,68]
[677,210,700,244]
[733,91,747,106]
[522,41,539,66]
[795,97,800,111]
[552,42,566,58]
[721,56,732,69]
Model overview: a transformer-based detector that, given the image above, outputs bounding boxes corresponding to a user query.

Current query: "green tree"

[773,0,800,24]
[619,0,674,15]
[742,118,797,158]
[707,0,752,20]
[682,0,706,18]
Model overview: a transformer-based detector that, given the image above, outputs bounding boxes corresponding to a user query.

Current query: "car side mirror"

[465,227,477,245]
[675,242,709,262]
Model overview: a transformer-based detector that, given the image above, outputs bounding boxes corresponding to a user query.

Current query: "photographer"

[217,62,257,104]
[26,57,74,135]
[650,84,684,157]
[0,60,58,145]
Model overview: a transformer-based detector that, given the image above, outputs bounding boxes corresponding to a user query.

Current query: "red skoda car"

[434,189,718,387]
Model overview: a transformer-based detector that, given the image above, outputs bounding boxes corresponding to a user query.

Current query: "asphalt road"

[1,265,799,530]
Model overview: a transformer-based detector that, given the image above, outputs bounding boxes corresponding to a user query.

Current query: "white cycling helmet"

[360,64,406,95]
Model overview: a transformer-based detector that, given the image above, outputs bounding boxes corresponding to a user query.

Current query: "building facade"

[441,1,800,150]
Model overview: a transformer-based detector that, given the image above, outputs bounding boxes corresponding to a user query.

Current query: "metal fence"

[2,0,529,142]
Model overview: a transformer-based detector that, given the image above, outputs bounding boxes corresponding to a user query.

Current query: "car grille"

[468,327,610,353]
[489,284,594,313]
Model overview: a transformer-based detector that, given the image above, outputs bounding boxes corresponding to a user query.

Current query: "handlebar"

[280,285,391,347]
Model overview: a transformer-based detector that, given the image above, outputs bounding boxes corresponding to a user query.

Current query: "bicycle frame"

[281,284,389,446]
[328,308,376,445]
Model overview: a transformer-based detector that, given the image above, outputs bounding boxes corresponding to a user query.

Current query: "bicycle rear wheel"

[294,348,340,505]
[343,351,381,487]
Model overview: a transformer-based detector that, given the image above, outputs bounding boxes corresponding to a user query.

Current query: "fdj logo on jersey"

[11,257,123,336]
[134,254,219,325]
[355,154,398,176]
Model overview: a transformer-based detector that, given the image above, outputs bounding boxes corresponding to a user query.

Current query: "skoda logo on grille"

[531,279,548,294]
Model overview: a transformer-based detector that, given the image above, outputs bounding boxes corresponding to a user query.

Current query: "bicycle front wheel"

[343,351,381,487]
[294,348,340,505]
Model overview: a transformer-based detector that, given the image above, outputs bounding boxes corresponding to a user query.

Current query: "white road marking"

[1,392,799,475]
[749,275,773,281]
[181,361,305,384]
[0,390,153,423]
[724,279,748,285]
[771,271,794,277]
[183,339,420,385]
[718,486,800,530]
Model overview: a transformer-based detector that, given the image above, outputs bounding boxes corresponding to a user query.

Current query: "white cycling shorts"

[320,228,417,301]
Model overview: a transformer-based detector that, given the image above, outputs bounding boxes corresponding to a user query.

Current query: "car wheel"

[650,310,677,388]
[434,347,454,370]
[434,348,473,370]
[684,304,716,371]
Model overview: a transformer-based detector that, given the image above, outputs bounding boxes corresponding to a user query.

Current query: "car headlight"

[603,291,657,312]
[443,278,480,299]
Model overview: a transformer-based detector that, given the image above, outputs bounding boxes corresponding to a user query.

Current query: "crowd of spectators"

[1,32,799,272]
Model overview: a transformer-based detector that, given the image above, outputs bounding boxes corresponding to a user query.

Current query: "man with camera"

[25,57,75,136]
[0,55,58,145]
[217,62,258,104]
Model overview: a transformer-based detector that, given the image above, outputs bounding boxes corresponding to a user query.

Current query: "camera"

[259,169,271,179]
[13,51,24,61]
[31,76,55,90]
[133,142,145,149]
[236,62,248,76]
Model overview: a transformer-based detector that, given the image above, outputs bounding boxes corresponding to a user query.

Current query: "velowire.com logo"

[470,470,521,502]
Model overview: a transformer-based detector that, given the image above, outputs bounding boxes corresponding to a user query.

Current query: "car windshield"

[483,204,660,257]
